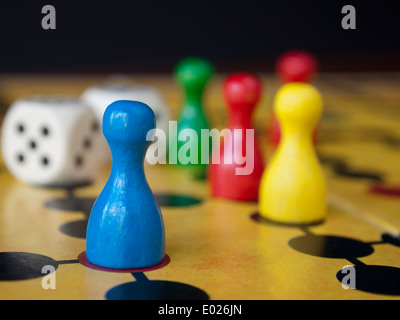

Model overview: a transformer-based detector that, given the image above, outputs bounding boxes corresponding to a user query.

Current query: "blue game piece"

[86,100,165,269]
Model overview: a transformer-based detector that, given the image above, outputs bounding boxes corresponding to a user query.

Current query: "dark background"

[0,0,399,73]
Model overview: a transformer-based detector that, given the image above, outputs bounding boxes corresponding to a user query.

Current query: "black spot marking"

[75,156,83,167]
[41,156,49,166]
[41,127,50,136]
[83,138,91,149]
[17,153,25,163]
[16,124,25,134]
[29,140,37,150]
[288,234,374,259]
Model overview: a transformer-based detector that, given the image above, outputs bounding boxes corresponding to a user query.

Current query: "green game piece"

[173,57,214,178]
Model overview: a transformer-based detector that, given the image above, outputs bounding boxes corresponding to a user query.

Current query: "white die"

[1,95,102,187]
[81,82,171,162]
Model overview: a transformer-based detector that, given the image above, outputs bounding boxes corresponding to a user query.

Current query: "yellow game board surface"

[0,73,399,300]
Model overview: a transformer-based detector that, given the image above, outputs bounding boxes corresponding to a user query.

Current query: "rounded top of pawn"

[102,100,155,145]
[274,83,322,129]
[174,57,214,91]
[223,73,262,111]
[276,50,318,83]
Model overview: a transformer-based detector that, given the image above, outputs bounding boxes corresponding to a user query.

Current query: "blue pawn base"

[79,251,170,273]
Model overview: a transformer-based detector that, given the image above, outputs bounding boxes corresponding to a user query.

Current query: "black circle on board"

[40,180,93,190]
[381,233,400,247]
[328,162,384,182]
[155,193,202,207]
[250,212,324,228]
[105,280,210,300]
[59,220,88,239]
[336,265,400,296]
[0,252,59,281]
[44,197,95,213]
[91,121,99,132]
[288,235,374,259]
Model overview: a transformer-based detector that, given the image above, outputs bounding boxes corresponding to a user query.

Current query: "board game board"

[0,72,400,300]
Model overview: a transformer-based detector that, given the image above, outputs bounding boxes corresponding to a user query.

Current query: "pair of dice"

[1,82,170,187]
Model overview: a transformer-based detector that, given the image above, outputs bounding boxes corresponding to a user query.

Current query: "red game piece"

[209,73,264,201]
[268,50,319,148]
[276,50,318,83]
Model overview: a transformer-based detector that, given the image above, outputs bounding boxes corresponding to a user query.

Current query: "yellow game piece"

[259,83,327,224]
